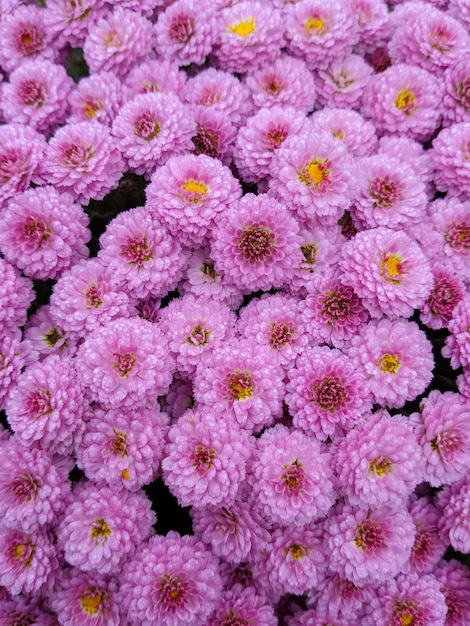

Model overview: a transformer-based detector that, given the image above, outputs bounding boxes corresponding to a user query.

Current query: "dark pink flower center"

[15,26,44,56]
[445,221,470,250]
[369,175,401,208]
[310,375,348,412]
[454,77,470,111]
[262,76,285,96]
[191,445,216,473]
[229,563,253,588]
[168,13,194,44]
[60,142,93,169]
[18,79,47,107]
[319,286,356,324]
[26,388,52,419]
[157,573,189,612]
[200,87,220,107]
[237,224,275,263]
[84,283,104,309]
[269,321,295,350]
[428,274,462,321]
[428,23,454,53]
[11,473,40,502]
[354,518,386,551]
[216,611,250,626]
[8,611,38,626]
[446,590,464,622]
[281,460,305,495]
[0,148,26,184]
[226,370,254,401]
[430,428,462,459]
[186,324,210,346]
[22,216,51,248]
[109,430,128,456]
[192,125,219,158]
[133,112,161,141]
[391,600,423,626]
[264,125,288,151]
[136,297,159,322]
[112,351,137,377]
[120,235,153,266]
[411,528,435,567]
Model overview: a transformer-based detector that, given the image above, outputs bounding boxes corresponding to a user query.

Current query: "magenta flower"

[0,185,90,281]
[314,54,373,110]
[207,586,277,626]
[23,305,77,361]
[249,424,335,526]
[407,496,447,575]
[0,597,58,626]
[162,374,195,421]
[77,317,175,409]
[350,0,390,53]
[286,347,372,441]
[125,59,187,100]
[457,368,470,399]
[420,264,464,330]
[434,560,470,626]
[444,294,470,368]
[431,122,470,197]
[438,475,470,553]
[310,572,374,620]
[44,0,107,48]
[0,331,30,412]
[288,609,359,626]
[442,54,470,125]
[162,408,251,508]
[310,108,377,157]
[0,257,34,336]
[119,532,222,626]
[67,71,123,126]
[189,105,237,165]
[83,7,153,76]
[57,483,155,575]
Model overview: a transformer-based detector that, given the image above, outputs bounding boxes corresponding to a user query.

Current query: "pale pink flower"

[67,71,123,126]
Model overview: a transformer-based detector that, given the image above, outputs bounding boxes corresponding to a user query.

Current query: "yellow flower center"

[305,17,324,31]
[227,370,254,400]
[377,353,401,374]
[90,518,112,541]
[289,544,309,559]
[80,589,105,616]
[121,468,130,480]
[395,86,416,114]
[299,158,330,187]
[401,614,414,626]
[14,544,24,559]
[181,179,208,202]
[228,16,255,37]
[332,129,345,139]
[369,455,393,477]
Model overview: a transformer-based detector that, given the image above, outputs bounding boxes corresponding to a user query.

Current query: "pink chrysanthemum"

[135,296,160,323]
[286,347,371,441]
[350,0,391,53]
[339,227,433,319]
[285,0,359,70]
[51,568,121,626]
[97,207,184,301]
[347,318,434,408]
[0,330,30,412]
[119,532,222,626]
[0,526,58,596]
[76,405,168,491]
[287,609,360,626]
[44,121,124,205]
[213,1,284,74]
[193,339,285,433]
[0,123,47,208]
[1,60,73,135]
[443,55,470,126]
[0,439,71,533]
[5,354,86,455]
[269,131,356,224]
[68,71,123,126]
[362,63,443,142]
[314,54,373,110]
[0,5,55,72]
[415,390,470,487]
[309,572,374,620]
[57,483,155,575]
[248,424,335,525]
[457,368,470,399]
[207,586,277,626]
[434,559,470,625]
[23,304,77,360]
[333,411,423,508]
[407,496,447,574]
[0,597,58,626]
[162,374,195,421]
[218,561,269,601]
[210,193,302,292]
[125,58,186,101]
[83,7,153,77]
[189,105,237,165]
[0,257,34,336]
[438,475,470,553]
[420,264,464,330]
[162,409,251,508]
[244,53,316,113]
[77,317,175,409]
[234,105,310,184]
[237,293,310,369]
[0,185,90,281]
[158,294,236,377]
[44,0,107,48]
[310,108,377,157]
[146,153,241,247]
[351,154,427,230]
[443,295,470,369]
[431,124,470,203]
[325,502,416,586]
[191,500,270,564]
[155,0,219,66]
[112,92,195,178]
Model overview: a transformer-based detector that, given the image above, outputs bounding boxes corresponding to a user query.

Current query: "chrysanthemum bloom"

[162,409,251,508]
[49,259,133,339]
[249,424,335,527]
[310,108,377,157]
[77,317,175,409]
[0,258,34,336]
[431,122,470,197]
[352,154,428,231]
[207,586,277,626]
[287,609,359,626]
[191,500,270,564]
[406,496,447,574]
[5,354,86,455]
[415,390,470,487]
[112,92,195,178]
[218,561,270,602]
[146,153,241,247]
[0,331,29,412]
[244,53,316,113]
[434,559,470,625]
[0,439,71,533]
[0,597,58,626]
[443,295,470,369]
[252,524,326,596]
[125,58,186,101]
[111,0,162,16]
[193,339,285,433]
[158,295,236,377]
[302,268,369,349]
[83,7,153,77]
[44,0,107,48]
[234,106,311,184]
[57,483,155,575]
[0,185,90,281]
[76,405,168,492]
[190,105,237,165]
[333,412,423,508]
[314,54,373,110]
[325,502,416,586]
[0,526,58,596]
[309,572,374,620]
[97,207,184,301]
[0,123,47,208]
[23,305,77,361]
[286,347,371,441]
[44,121,124,205]
[119,532,222,626]
[457,368,470,400]
[67,71,123,126]
[388,3,470,74]
[0,5,55,72]
[362,63,443,142]
[155,0,219,66]
[269,131,356,225]
[420,265,464,330]
[185,67,253,129]
[51,568,121,626]
[442,55,470,127]
[449,0,470,26]
[350,0,391,54]
[210,193,302,292]
[340,227,433,319]
[213,1,284,74]
[237,293,310,369]
[438,476,470,554]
